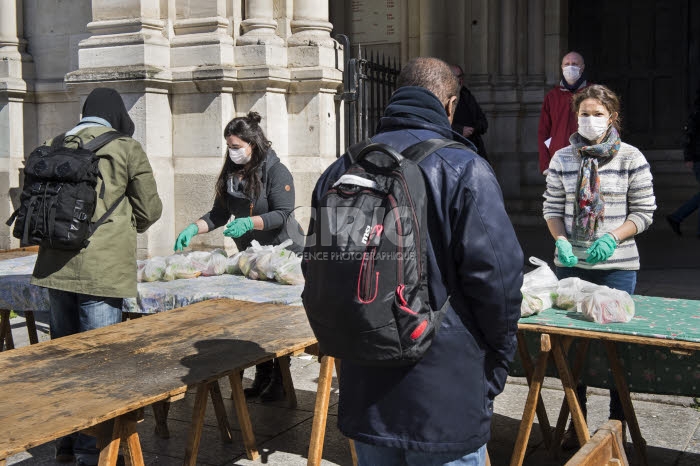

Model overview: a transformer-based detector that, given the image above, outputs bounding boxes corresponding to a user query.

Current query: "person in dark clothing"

[449,64,489,160]
[174,111,302,402]
[667,85,700,237]
[305,57,523,465]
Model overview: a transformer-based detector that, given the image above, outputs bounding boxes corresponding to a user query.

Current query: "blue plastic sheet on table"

[0,254,303,314]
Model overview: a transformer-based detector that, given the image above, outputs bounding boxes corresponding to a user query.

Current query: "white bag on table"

[520,257,559,317]
[580,286,635,324]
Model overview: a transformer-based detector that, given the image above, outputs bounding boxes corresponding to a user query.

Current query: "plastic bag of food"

[255,240,294,279]
[226,252,243,274]
[201,252,228,276]
[520,257,559,317]
[238,241,274,280]
[187,251,212,273]
[136,260,147,282]
[211,248,228,257]
[274,254,304,285]
[164,261,201,281]
[554,277,600,311]
[580,287,635,324]
[142,257,167,282]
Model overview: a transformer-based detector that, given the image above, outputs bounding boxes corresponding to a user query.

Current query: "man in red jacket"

[537,51,590,173]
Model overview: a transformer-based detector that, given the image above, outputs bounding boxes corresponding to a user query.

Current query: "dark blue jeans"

[669,161,700,236]
[49,289,123,463]
[354,442,487,466]
[555,267,637,421]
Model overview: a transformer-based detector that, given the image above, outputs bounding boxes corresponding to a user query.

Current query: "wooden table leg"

[551,335,590,448]
[553,338,590,449]
[604,340,648,466]
[24,310,39,345]
[510,334,552,466]
[516,332,553,448]
[209,379,233,443]
[184,383,212,466]
[0,309,15,351]
[308,354,335,466]
[230,370,260,460]
[98,410,145,466]
[278,355,298,408]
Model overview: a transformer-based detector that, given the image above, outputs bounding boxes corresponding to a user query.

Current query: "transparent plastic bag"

[142,257,167,282]
[186,251,212,274]
[554,277,599,311]
[238,241,274,280]
[136,260,147,283]
[226,252,243,275]
[274,254,304,285]
[201,252,228,276]
[580,287,635,324]
[520,257,559,317]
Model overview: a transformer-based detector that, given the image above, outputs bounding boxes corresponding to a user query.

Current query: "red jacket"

[537,81,589,173]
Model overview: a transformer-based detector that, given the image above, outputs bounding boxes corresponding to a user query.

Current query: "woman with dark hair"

[174,111,302,401]
[543,84,657,448]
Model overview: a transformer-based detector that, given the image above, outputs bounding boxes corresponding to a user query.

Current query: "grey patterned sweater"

[543,142,656,270]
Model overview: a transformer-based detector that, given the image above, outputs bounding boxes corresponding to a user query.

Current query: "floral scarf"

[571,127,621,242]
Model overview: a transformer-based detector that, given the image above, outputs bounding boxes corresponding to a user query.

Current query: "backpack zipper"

[395,173,422,280]
[387,194,403,285]
[357,224,383,303]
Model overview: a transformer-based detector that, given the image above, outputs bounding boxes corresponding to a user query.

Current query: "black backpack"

[303,138,466,366]
[6,131,125,250]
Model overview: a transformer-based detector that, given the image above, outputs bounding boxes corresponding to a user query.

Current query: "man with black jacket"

[305,57,523,465]
[450,64,489,161]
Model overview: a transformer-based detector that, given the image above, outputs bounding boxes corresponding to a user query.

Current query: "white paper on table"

[544,137,552,148]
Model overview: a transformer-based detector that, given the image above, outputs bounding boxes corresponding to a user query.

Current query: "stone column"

[235,0,286,67]
[498,0,517,85]
[286,0,343,216]
[544,0,568,86]
[66,0,173,258]
[527,0,545,84]
[170,0,233,67]
[464,0,490,87]
[0,0,29,249]
[288,0,335,51]
[418,0,447,58]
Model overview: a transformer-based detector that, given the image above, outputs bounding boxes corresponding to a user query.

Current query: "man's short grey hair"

[397,57,460,103]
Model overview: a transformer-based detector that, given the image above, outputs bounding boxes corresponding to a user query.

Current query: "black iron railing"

[336,35,401,148]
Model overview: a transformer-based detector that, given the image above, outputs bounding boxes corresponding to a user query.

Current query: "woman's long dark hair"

[215,112,272,201]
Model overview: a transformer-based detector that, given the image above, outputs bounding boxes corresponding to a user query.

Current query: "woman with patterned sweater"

[542,84,657,448]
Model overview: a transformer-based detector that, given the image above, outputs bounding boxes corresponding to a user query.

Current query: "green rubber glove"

[224,217,254,238]
[555,238,579,267]
[174,223,199,251]
[586,233,617,264]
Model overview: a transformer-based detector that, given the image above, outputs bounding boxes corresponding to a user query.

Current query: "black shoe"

[243,367,272,399]
[259,377,285,402]
[54,436,74,463]
[666,215,682,236]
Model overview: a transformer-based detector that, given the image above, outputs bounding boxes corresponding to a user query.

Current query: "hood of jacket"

[378,86,477,152]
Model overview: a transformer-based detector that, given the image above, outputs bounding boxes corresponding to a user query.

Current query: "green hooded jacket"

[31,126,162,298]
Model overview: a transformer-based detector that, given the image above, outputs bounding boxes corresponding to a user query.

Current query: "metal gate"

[337,35,401,147]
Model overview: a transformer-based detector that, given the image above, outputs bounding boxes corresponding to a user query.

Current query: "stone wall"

[0,0,344,256]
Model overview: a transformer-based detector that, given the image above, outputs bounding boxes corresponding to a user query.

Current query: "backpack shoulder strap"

[346,138,373,163]
[400,138,468,163]
[83,131,123,152]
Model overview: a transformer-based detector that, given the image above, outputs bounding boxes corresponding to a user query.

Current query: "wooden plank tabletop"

[0,298,317,459]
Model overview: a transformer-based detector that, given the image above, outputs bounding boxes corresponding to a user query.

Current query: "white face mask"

[578,116,610,141]
[228,146,251,165]
[562,65,581,84]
